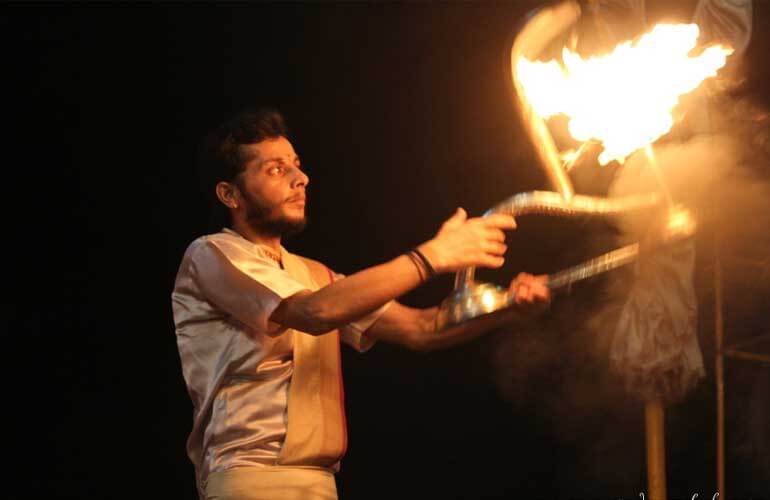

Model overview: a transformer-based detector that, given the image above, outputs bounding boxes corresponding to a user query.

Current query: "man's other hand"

[508,272,550,312]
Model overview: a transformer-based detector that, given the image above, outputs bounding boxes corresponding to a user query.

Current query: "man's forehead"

[240,137,297,163]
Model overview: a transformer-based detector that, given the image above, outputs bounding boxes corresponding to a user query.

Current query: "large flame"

[517,24,733,165]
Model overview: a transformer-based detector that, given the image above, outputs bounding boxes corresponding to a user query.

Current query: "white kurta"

[171,229,388,496]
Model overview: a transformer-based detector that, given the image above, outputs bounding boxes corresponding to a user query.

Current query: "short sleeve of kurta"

[188,238,309,336]
[340,308,388,352]
[330,271,392,353]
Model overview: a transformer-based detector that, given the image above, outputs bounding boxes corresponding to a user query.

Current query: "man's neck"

[230,220,282,252]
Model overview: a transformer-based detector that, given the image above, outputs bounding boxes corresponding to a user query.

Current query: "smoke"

[618,93,770,329]
[488,92,770,493]
[611,93,770,242]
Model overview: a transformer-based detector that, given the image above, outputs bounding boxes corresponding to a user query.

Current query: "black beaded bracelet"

[411,248,436,277]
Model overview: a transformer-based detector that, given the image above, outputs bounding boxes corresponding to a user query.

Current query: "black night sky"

[6,3,770,499]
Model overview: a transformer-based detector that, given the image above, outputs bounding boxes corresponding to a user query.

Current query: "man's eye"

[269,166,284,175]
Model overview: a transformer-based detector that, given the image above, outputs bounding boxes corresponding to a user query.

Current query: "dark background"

[5,2,770,499]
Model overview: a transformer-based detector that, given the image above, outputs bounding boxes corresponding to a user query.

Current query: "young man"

[172,109,550,500]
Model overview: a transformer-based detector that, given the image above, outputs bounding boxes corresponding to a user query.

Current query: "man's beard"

[242,192,307,238]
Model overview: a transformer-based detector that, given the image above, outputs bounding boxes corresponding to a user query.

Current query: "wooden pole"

[715,238,726,499]
[645,398,667,500]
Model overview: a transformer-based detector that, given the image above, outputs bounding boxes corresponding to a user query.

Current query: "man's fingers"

[483,214,517,231]
[513,282,531,304]
[483,228,506,243]
[478,254,505,269]
[483,241,507,256]
[508,272,530,291]
[533,274,551,301]
[523,286,550,304]
[531,275,551,303]
[509,273,551,304]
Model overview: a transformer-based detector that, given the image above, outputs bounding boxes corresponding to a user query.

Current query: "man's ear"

[215,181,240,209]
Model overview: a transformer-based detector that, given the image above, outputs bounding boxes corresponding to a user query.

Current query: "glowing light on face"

[516,24,732,165]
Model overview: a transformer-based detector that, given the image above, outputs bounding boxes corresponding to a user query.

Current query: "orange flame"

[517,24,733,165]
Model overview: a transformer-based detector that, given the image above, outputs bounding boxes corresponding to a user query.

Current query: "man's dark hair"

[198,108,289,227]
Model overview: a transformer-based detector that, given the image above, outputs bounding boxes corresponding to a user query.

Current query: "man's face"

[234,136,309,237]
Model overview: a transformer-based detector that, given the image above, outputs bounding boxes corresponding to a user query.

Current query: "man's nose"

[292,167,309,188]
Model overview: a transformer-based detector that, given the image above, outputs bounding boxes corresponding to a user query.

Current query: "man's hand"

[508,272,550,312]
[418,208,517,273]
[366,272,551,351]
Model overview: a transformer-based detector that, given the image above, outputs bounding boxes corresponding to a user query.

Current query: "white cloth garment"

[172,229,389,498]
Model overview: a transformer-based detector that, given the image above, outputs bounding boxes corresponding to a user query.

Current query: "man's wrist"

[405,251,429,282]
[411,248,436,276]
[416,241,445,274]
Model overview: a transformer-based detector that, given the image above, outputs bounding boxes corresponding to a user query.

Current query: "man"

[172,109,550,500]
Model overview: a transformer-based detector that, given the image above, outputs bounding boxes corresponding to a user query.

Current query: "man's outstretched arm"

[269,209,517,335]
[363,273,550,352]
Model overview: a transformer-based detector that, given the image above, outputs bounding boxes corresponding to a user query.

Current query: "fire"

[516,24,733,165]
